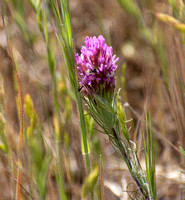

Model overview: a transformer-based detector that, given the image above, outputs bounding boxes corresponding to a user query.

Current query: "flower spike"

[76,35,119,99]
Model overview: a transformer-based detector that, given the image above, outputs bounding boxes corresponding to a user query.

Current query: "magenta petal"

[76,35,119,95]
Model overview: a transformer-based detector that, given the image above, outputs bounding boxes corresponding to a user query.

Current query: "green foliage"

[50,0,76,90]
[24,94,38,139]
[30,132,51,200]
[0,114,8,153]
[84,88,121,138]
[3,0,185,199]
[121,63,127,91]
[168,0,185,21]
[117,0,142,26]
[51,0,91,173]
[10,0,34,44]
[85,113,95,139]
[143,114,157,200]
[84,97,115,136]
[64,96,72,124]
[156,13,185,33]
[29,2,70,199]
[29,0,43,32]
[82,165,99,199]
[168,0,179,18]
[85,85,152,198]
[155,28,169,90]
[180,2,185,22]
[85,113,102,158]
[29,0,41,10]
[179,146,185,157]
[117,102,130,143]
[117,0,153,44]
[24,93,50,200]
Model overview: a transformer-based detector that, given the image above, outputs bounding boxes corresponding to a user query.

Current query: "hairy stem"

[112,128,150,200]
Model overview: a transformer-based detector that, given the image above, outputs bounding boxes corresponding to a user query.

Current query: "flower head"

[76,35,119,99]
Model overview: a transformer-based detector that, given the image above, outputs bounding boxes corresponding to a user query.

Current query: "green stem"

[112,128,150,200]
[50,62,67,200]
[76,92,91,174]
[77,92,93,199]
[57,135,67,200]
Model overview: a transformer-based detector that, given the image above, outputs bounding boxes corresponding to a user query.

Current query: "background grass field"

[0,0,184,199]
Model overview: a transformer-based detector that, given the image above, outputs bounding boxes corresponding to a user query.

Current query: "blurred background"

[0,0,185,199]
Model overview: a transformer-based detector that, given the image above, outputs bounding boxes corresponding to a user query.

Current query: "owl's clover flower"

[76,36,151,200]
[76,35,119,99]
